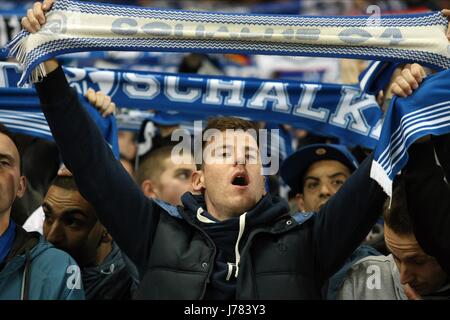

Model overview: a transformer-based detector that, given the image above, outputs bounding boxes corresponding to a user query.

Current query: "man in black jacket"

[280,144,382,299]
[21,0,431,299]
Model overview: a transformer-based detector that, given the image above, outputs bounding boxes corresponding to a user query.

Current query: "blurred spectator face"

[118,131,137,162]
[384,225,447,296]
[296,160,351,212]
[0,132,25,216]
[43,184,109,267]
[147,154,195,206]
[194,130,265,220]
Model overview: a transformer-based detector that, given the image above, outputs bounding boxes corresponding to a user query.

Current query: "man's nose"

[234,150,247,165]
[319,182,333,197]
[399,263,414,285]
[45,221,65,245]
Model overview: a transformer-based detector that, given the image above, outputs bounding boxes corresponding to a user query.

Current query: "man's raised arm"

[312,154,386,283]
[25,0,162,269]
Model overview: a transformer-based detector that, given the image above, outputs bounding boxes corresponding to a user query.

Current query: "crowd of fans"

[0,0,449,300]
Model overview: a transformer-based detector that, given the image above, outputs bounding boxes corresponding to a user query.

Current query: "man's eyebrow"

[62,209,89,218]
[328,172,349,179]
[213,145,259,154]
[244,146,259,152]
[174,168,193,173]
[0,153,15,162]
[43,202,89,218]
[304,176,320,182]
[214,145,232,150]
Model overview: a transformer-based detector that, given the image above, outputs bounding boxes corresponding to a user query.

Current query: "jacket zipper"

[180,210,217,300]
[236,217,300,299]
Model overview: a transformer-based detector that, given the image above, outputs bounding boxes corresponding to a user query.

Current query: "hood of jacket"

[180,192,290,227]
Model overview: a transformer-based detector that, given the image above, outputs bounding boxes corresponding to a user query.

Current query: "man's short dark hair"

[197,117,259,170]
[136,145,176,185]
[383,178,413,235]
[49,175,98,222]
[0,124,23,174]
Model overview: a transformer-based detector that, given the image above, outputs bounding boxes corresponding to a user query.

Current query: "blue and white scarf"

[6,0,450,86]
[0,62,383,148]
[0,86,120,158]
[371,68,450,196]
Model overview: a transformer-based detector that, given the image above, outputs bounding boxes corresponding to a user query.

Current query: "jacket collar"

[180,192,290,228]
[7,225,40,262]
[0,220,16,265]
[0,224,40,281]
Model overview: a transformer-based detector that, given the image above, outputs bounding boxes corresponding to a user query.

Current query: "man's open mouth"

[231,173,249,186]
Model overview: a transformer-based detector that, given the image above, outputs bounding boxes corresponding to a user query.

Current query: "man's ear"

[100,228,113,244]
[141,179,159,199]
[95,223,113,244]
[16,176,27,199]
[295,193,306,212]
[192,170,205,193]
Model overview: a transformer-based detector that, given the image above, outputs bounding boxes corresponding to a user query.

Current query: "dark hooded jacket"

[82,241,138,300]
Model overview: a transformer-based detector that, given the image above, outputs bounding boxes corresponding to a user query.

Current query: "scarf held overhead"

[6,0,450,86]
[370,68,450,196]
[0,62,383,148]
[0,85,119,159]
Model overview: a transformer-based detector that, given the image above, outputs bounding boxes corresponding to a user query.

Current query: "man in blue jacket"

[0,124,84,300]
